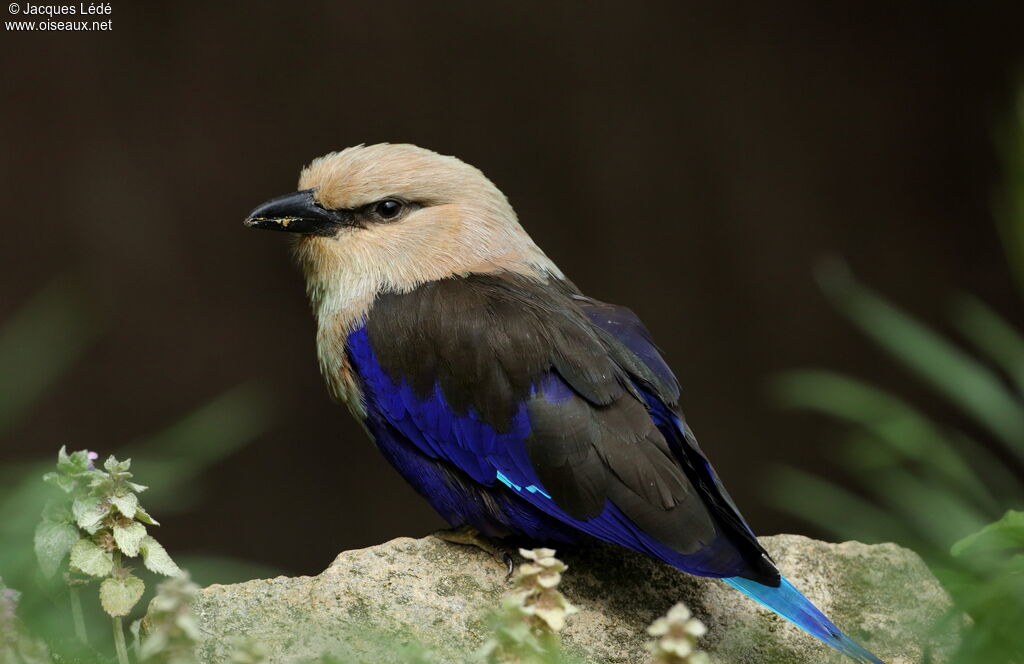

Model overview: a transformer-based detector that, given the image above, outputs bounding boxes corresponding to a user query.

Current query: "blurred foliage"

[133,574,201,664]
[0,284,280,662]
[771,87,1024,663]
[479,548,579,664]
[645,603,710,664]
[0,281,96,437]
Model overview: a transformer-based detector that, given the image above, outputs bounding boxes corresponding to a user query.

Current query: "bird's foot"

[433,525,517,581]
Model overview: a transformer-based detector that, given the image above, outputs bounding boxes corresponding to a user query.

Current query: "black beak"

[243,188,351,236]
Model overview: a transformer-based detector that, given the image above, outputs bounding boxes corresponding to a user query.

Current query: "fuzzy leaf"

[34,520,80,577]
[69,538,113,577]
[113,522,147,557]
[103,455,131,474]
[134,506,159,526]
[140,536,180,576]
[72,496,107,533]
[43,471,76,493]
[41,499,73,524]
[110,492,139,518]
[99,575,145,617]
[57,447,93,474]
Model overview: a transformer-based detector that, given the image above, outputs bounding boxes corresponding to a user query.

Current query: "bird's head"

[245,143,560,317]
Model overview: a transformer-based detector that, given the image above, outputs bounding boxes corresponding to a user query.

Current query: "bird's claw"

[503,551,515,582]
[433,525,518,582]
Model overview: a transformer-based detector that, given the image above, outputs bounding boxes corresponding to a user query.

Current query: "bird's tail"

[724,575,885,663]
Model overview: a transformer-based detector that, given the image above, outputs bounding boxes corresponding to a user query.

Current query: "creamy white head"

[248,143,563,329]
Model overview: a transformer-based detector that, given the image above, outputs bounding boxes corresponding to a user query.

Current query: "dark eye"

[373,199,403,220]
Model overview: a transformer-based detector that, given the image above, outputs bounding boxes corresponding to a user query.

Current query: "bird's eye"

[373,199,403,221]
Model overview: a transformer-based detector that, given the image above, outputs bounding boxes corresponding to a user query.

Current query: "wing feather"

[353,272,776,582]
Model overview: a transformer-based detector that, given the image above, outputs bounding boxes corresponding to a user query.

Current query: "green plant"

[771,263,1024,663]
[34,448,181,664]
[772,263,1024,550]
[479,548,578,664]
[770,83,1024,663]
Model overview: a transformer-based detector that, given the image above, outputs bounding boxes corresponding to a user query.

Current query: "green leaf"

[57,447,93,474]
[34,520,80,577]
[72,496,108,533]
[99,575,145,617]
[133,506,159,526]
[41,499,73,523]
[113,522,147,557]
[110,492,139,518]
[768,466,910,545]
[863,465,990,551]
[953,294,1024,395]
[817,260,1024,455]
[42,470,76,493]
[69,538,113,577]
[140,536,181,577]
[43,447,98,493]
[952,510,1024,559]
[773,369,1017,511]
[103,455,131,474]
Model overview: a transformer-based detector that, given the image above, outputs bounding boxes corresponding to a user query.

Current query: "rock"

[182,534,959,663]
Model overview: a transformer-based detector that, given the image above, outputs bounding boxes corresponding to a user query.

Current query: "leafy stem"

[69,585,88,644]
[113,615,130,664]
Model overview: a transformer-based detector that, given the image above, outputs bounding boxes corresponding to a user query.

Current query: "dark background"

[2,1,1022,575]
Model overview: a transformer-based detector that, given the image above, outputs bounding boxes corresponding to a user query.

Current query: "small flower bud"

[646,602,710,664]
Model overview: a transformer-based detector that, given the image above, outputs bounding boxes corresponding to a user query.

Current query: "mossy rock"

[179,534,959,663]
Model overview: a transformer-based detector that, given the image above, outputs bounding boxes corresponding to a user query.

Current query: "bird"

[244,143,885,663]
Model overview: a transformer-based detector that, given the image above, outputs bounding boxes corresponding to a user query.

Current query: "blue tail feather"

[724,576,885,664]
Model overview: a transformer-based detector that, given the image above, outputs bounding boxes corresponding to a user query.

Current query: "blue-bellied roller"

[244,144,884,663]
